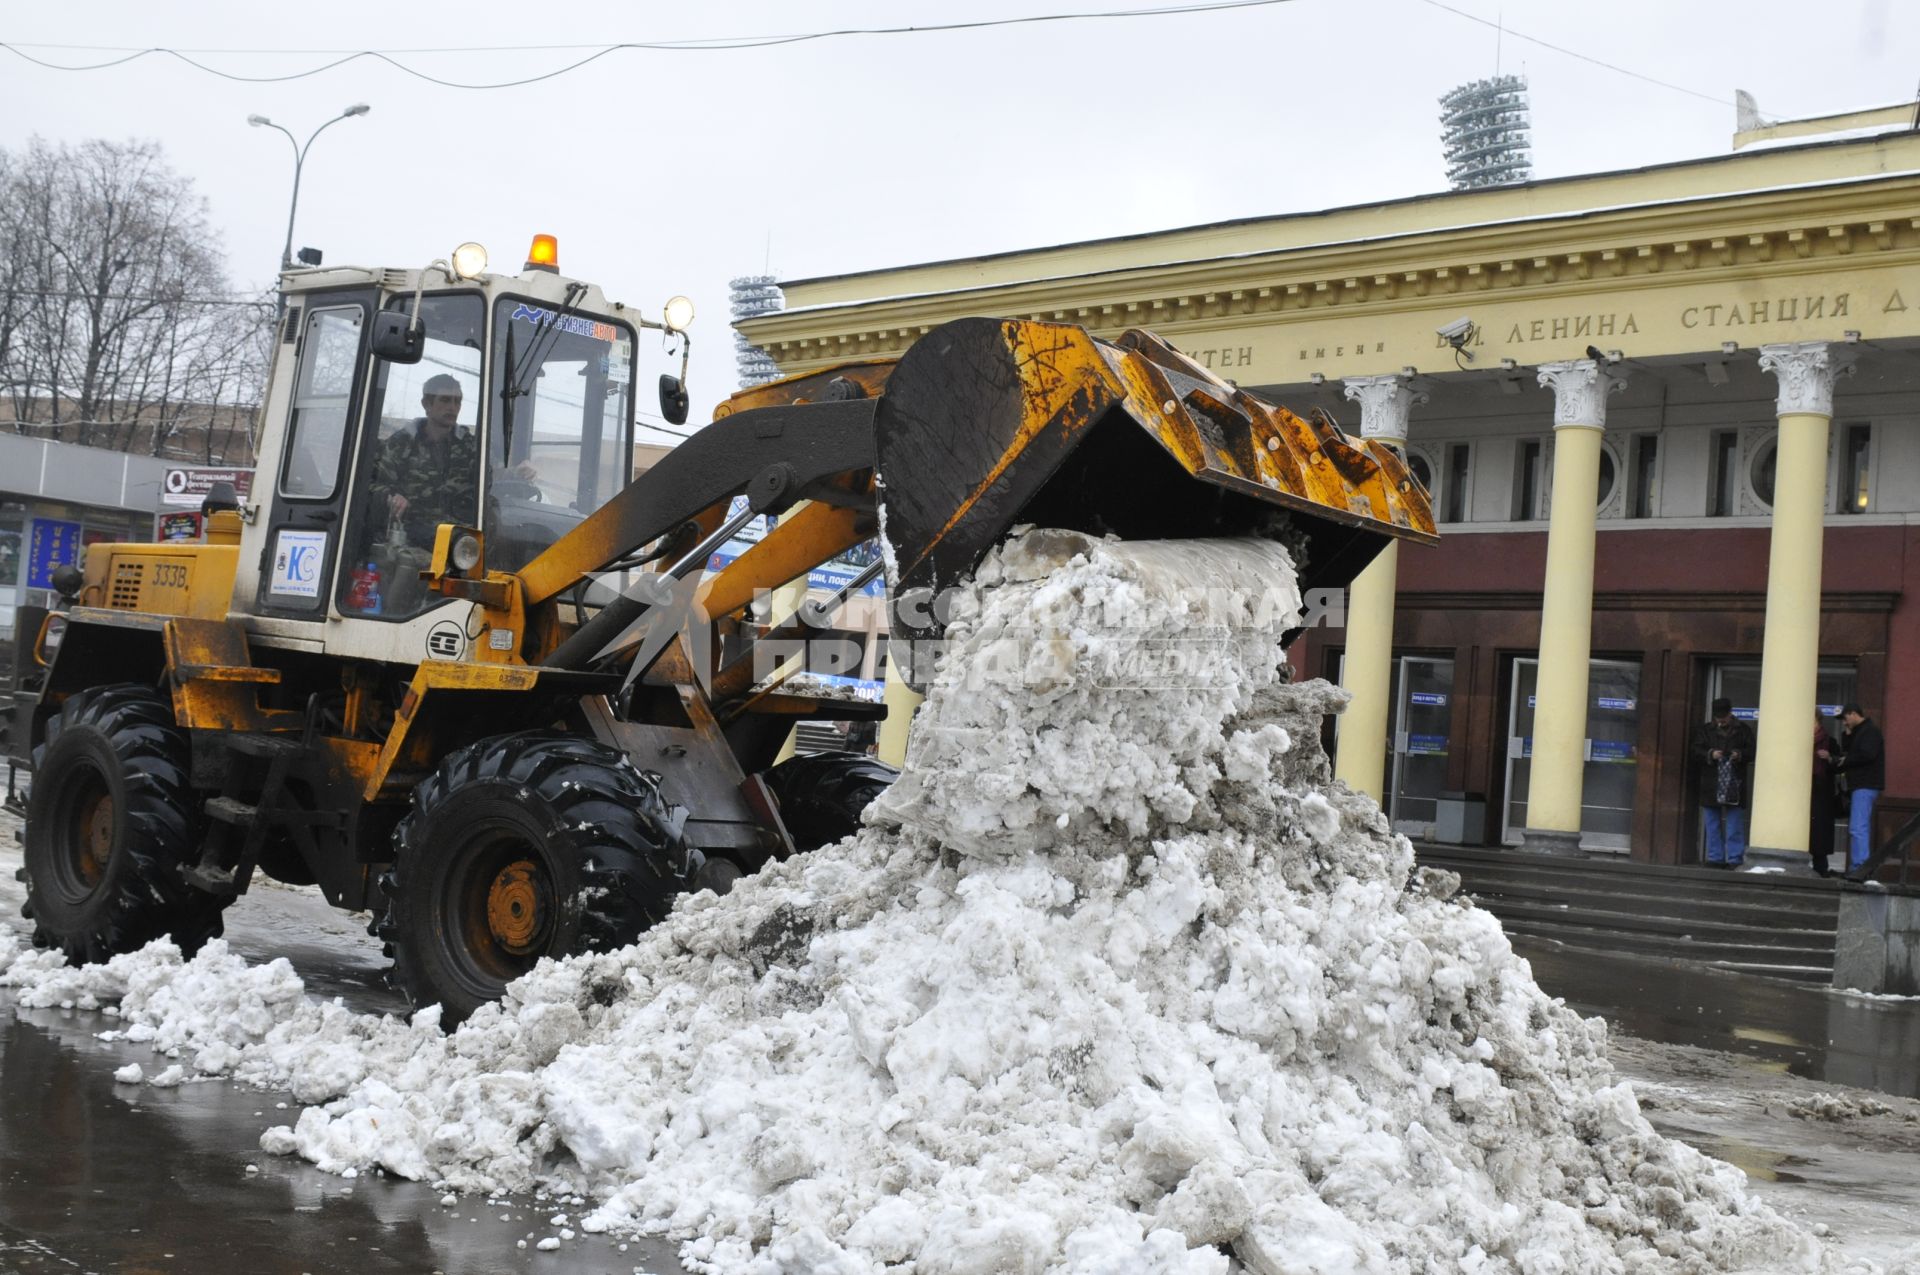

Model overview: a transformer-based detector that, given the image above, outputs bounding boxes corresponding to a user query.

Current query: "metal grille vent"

[109,563,144,609]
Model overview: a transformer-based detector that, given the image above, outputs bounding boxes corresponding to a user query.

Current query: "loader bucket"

[873,317,1437,644]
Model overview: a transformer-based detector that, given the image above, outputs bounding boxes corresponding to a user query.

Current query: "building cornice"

[741,169,1920,374]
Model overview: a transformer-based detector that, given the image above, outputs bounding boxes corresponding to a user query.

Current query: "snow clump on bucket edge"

[4,529,1824,1273]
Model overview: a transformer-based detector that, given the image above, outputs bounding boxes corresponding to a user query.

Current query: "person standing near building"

[1833,702,1884,878]
[1811,710,1838,878]
[1690,697,1755,868]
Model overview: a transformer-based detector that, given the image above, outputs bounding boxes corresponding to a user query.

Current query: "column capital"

[1341,373,1428,442]
[1758,341,1849,417]
[1536,359,1624,429]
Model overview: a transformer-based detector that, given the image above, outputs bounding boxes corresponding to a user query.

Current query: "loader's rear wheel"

[763,750,899,852]
[379,732,687,1025]
[20,684,226,962]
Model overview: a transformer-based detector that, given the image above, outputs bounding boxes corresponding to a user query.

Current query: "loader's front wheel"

[20,684,226,962]
[379,732,687,1025]
[763,750,899,852]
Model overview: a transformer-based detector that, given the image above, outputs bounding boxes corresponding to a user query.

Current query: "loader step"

[204,796,256,826]
[226,733,303,759]
[180,861,239,894]
[178,665,282,684]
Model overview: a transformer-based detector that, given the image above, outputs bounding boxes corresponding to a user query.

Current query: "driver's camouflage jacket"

[369,421,480,545]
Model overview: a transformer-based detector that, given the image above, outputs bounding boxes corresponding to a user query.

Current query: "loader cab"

[237,260,644,645]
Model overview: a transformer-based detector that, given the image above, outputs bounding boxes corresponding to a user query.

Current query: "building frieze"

[743,179,1920,379]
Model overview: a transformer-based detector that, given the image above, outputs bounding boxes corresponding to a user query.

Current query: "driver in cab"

[371,373,479,551]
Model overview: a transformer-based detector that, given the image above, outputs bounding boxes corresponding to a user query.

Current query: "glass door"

[1390,656,1454,838]
[1504,657,1643,852]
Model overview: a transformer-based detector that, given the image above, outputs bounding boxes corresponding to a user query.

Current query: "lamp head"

[247,114,272,127]
[343,103,371,117]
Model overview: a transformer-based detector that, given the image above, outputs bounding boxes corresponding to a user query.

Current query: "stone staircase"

[1414,844,1843,983]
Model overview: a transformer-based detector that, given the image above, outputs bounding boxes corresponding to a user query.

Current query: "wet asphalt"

[3,857,1918,1273]
[0,996,684,1275]
[1514,938,1920,1099]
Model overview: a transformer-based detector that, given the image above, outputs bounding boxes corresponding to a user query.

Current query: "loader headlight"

[450,532,483,574]
[451,241,489,280]
[663,295,695,333]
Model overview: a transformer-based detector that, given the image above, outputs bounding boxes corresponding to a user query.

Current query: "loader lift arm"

[517,316,1435,676]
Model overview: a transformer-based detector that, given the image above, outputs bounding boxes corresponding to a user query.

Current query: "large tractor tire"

[763,750,899,852]
[377,732,687,1024]
[18,684,226,962]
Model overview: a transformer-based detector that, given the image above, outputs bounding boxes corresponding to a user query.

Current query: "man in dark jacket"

[1834,702,1885,877]
[1690,697,1756,868]
[371,374,480,550]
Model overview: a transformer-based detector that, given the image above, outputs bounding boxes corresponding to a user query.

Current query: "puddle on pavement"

[1682,1136,1811,1184]
[0,999,687,1275]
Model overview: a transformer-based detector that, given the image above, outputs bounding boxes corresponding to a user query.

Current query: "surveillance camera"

[1435,316,1476,346]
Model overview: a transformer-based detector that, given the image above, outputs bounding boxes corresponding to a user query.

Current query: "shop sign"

[162,467,254,508]
[1596,696,1635,711]
[1409,691,1448,707]
[26,518,81,588]
[1590,740,1636,764]
[1405,732,1449,755]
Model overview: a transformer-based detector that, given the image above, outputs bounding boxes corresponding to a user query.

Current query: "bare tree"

[0,138,269,463]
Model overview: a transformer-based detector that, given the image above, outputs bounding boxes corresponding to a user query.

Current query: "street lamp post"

[248,104,371,272]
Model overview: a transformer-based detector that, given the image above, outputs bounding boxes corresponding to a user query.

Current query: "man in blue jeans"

[1834,702,1884,880]
[1690,697,1755,868]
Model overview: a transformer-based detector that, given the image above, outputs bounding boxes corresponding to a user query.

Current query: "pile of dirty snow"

[4,528,1835,1273]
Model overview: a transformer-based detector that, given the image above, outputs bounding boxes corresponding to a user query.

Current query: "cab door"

[251,291,376,618]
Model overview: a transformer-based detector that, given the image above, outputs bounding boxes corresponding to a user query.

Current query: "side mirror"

[659,374,690,426]
[371,311,424,364]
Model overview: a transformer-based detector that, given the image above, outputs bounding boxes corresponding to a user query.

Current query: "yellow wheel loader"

[8,238,1435,1022]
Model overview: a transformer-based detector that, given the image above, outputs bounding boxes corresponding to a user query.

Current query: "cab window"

[337,294,485,620]
[487,297,636,574]
[278,307,363,499]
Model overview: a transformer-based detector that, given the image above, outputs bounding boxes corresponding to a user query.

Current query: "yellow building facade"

[740,126,1920,864]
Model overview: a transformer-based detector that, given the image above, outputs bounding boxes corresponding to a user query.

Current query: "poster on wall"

[26,518,82,589]
[156,512,205,542]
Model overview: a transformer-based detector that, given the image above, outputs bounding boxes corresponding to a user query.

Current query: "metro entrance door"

[1704,661,1857,859]
[1504,657,1642,852]
[1389,656,1453,839]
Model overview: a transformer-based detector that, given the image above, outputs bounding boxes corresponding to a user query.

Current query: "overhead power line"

[1417,0,1742,110]
[0,1,1297,89]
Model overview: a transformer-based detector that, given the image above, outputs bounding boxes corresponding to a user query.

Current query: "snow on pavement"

[6,529,1914,1273]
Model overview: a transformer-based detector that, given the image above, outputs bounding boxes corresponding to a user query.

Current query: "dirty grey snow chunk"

[0,529,1832,1275]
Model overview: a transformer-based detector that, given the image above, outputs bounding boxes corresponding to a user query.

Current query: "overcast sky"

[4,0,1915,436]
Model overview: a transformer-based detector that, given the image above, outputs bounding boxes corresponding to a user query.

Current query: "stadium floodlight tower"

[1439,75,1533,190]
[729,275,784,388]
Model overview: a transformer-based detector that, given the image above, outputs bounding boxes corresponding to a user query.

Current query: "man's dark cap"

[1711,697,1733,715]
[423,373,461,397]
[1842,701,1866,717]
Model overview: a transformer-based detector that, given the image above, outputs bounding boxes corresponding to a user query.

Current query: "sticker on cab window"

[269,529,327,598]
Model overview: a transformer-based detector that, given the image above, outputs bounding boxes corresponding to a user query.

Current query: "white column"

[1523,359,1622,855]
[1750,342,1845,855]
[1333,374,1426,802]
